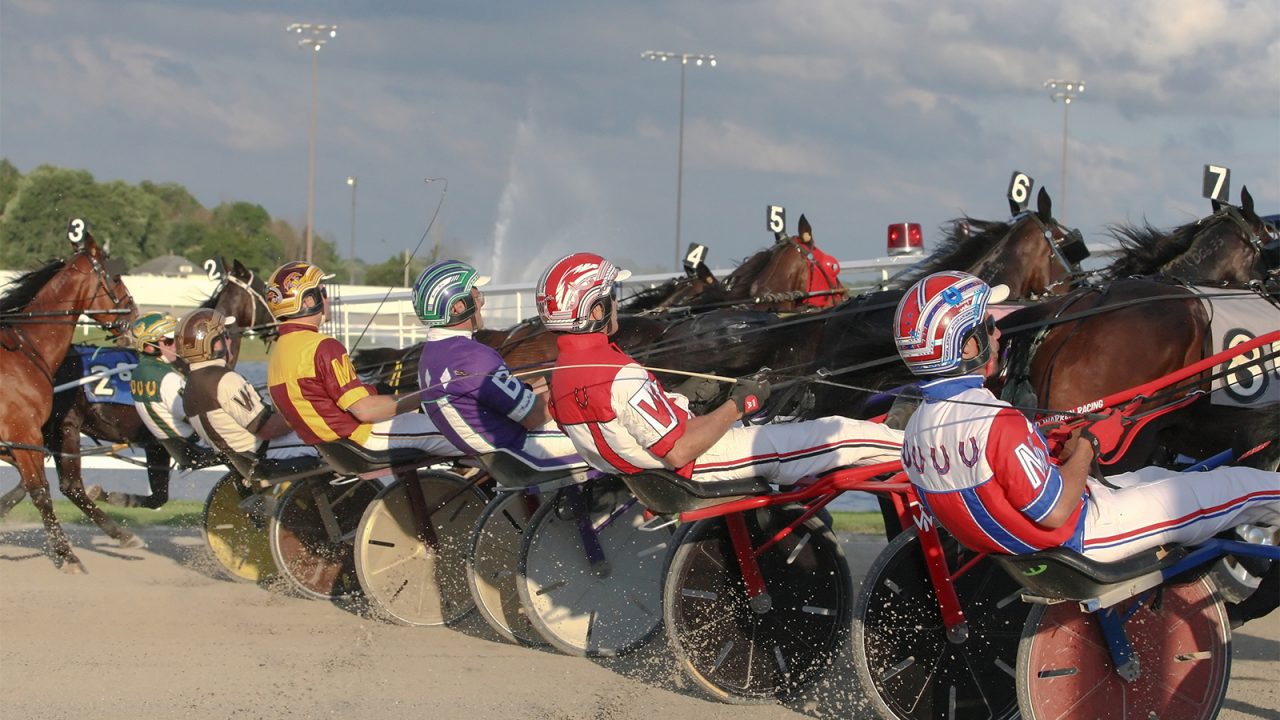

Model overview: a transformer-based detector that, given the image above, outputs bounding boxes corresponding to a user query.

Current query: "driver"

[128,311,195,444]
[176,307,315,466]
[536,252,901,485]
[263,261,454,459]
[891,271,1279,619]
[411,260,584,472]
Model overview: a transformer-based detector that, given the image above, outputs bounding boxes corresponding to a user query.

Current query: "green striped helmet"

[131,311,178,349]
[412,260,490,327]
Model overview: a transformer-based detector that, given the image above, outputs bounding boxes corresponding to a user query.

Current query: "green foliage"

[0,159,21,215]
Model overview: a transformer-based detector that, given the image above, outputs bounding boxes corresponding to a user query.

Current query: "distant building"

[131,254,200,277]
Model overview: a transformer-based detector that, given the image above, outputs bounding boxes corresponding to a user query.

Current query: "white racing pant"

[352,412,461,458]
[264,430,318,460]
[692,417,903,485]
[1082,465,1280,561]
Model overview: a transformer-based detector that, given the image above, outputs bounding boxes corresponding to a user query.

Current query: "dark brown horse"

[0,259,269,516]
[1000,196,1280,470]
[0,221,137,572]
[1104,186,1277,287]
[657,188,1091,418]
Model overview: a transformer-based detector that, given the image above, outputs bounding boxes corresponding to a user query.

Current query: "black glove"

[730,377,771,415]
[674,376,722,405]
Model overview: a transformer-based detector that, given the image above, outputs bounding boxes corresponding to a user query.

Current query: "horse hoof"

[61,559,88,575]
[119,533,146,550]
[85,484,104,501]
[105,491,137,508]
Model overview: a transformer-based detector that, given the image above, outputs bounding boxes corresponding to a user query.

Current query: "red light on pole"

[887,222,924,256]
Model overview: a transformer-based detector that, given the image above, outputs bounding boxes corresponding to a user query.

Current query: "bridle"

[77,252,136,336]
[1010,210,1090,293]
[220,270,278,338]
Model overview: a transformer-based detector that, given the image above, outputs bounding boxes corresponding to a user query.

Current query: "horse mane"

[887,217,1009,287]
[723,243,785,291]
[0,259,67,316]
[1103,213,1233,279]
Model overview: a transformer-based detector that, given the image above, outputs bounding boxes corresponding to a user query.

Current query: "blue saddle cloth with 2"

[69,345,137,406]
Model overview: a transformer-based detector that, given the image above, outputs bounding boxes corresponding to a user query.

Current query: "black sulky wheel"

[467,490,546,646]
[852,528,1026,720]
[269,475,382,601]
[1017,576,1230,720]
[664,505,853,704]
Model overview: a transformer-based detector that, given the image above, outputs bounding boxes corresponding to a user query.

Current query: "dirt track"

[1,524,1276,720]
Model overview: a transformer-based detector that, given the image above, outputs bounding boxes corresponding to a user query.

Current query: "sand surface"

[1,524,1275,720]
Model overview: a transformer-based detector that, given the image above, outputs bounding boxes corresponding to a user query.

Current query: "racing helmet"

[131,311,177,351]
[266,261,333,320]
[893,271,1009,376]
[412,260,491,327]
[536,253,631,333]
[175,308,232,363]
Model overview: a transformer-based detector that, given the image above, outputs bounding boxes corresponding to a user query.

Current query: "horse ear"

[1036,187,1052,221]
[798,214,812,238]
[1008,198,1020,217]
[1211,198,1222,213]
[696,262,716,284]
[1240,185,1255,218]
[232,259,249,277]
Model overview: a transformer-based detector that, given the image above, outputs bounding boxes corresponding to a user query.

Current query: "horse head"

[205,259,277,357]
[1109,186,1275,287]
[66,219,137,337]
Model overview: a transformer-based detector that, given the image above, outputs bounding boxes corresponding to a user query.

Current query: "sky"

[1,0,1276,283]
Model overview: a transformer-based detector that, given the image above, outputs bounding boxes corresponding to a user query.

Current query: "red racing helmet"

[536,253,631,333]
[894,271,1009,376]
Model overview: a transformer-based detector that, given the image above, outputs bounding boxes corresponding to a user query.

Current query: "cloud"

[689,120,841,175]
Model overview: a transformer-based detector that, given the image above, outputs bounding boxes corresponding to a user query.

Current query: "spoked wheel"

[268,476,381,601]
[467,490,546,646]
[664,505,853,704]
[1017,576,1230,720]
[354,470,488,626]
[853,528,1026,720]
[201,471,279,583]
[517,476,672,657]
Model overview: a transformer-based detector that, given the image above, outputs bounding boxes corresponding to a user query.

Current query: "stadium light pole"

[1045,78,1084,223]
[287,22,338,264]
[642,50,717,270]
[346,176,357,283]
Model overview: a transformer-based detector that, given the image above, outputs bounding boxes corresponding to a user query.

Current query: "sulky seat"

[995,543,1188,611]
[314,439,440,477]
[476,451,590,491]
[620,468,771,515]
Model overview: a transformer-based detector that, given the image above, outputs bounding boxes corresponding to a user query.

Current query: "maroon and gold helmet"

[266,261,333,320]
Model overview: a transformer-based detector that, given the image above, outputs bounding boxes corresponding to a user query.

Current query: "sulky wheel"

[852,528,1026,720]
[467,490,546,646]
[201,471,279,584]
[516,476,672,657]
[354,470,488,626]
[269,475,381,601]
[664,505,853,704]
[1016,576,1230,720]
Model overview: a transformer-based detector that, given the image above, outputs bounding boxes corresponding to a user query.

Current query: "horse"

[0,221,137,572]
[999,195,1280,471]
[652,188,1091,418]
[1103,186,1277,287]
[0,258,270,516]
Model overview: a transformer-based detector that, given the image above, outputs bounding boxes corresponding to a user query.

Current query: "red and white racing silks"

[903,376,1086,555]
[548,333,695,476]
[549,333,903,485]
[904,375,1280,562]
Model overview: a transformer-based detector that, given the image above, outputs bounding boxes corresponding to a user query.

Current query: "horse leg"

[47,417,143,548]
[0,481,28,518]
[14,449,84,573]
[52,437,144,549]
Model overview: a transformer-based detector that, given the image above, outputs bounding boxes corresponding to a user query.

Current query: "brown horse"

[0,259,266,518]
[1104,186,1277,287]
[0,222,137,572]
[1000,197,1280,470]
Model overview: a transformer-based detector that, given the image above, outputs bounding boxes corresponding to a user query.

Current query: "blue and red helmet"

[894,271,1009,376]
